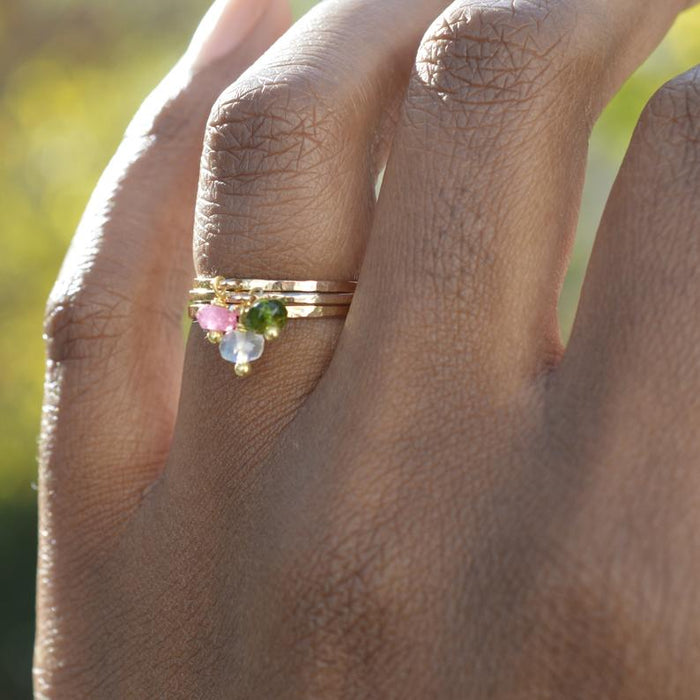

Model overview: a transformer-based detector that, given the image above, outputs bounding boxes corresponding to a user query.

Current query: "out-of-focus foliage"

[0,0,698,696]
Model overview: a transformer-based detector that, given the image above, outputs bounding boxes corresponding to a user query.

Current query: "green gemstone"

[243,299,288,333]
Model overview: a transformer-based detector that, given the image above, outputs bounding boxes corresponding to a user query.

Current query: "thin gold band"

[188,303,349,321]
[194,277,357,294]
[189,290,354,306]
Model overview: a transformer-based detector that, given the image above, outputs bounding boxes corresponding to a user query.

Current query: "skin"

[36,0,700,697]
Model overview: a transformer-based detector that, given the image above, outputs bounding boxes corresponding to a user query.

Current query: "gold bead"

[234,362,252,377]
[207,331,224,344]
[263,326,281,341]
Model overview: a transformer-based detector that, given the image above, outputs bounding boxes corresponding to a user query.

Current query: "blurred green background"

[0,0,698,696]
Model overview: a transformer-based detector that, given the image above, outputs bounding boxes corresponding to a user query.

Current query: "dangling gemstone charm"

[198,294,290,377]
[242,299,288,337]
[196,305,238,332]
[219,330,265,375]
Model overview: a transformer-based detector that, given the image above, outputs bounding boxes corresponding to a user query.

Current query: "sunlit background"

[1,0,699,696]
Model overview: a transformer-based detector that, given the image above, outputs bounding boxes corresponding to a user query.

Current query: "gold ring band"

[194,277,357,293]
[188,276,355,377]
[188,303,350,320]
[189,291,354,306]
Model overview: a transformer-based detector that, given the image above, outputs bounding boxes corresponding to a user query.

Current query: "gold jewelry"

[189,291,355,306]
[189,276,354,377]
[188,303,350,320]
[193,277,357,294]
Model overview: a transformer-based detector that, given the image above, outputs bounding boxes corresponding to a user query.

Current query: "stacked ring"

[188,276,356,377]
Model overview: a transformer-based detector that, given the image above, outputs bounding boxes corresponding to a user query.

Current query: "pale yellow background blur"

[0,2,698,696]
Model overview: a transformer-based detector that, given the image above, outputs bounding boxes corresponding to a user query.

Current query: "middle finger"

[346,0,696,401]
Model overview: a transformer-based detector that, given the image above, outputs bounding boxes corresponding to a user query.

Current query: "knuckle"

[44,287,128,363]
[413,0,578,113]
[202,73,341,192]
[275,517,411,691]
[639,67,700,151]
[195,70,349,271]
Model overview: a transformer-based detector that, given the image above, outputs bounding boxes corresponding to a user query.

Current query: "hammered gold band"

[187,303,350,320]
[193,277,357,293]
[189,291,355,307]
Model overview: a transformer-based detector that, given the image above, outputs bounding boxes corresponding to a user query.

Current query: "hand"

[37,0,700,697]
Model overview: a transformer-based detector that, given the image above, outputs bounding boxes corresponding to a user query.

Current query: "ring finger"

[170,0,451,491]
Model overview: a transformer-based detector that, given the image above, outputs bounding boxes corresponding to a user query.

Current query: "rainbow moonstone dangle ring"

[188,276,356,377]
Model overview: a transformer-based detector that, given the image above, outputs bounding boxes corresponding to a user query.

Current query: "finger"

[345,0,698,399]
[40,0,291,530]
[170,0,451,487]
[561,65,700,437]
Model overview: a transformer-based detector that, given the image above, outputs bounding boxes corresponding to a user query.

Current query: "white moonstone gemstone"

[219,330,265,364]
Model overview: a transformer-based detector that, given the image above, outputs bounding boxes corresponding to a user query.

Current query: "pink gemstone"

[196,305,238,332]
